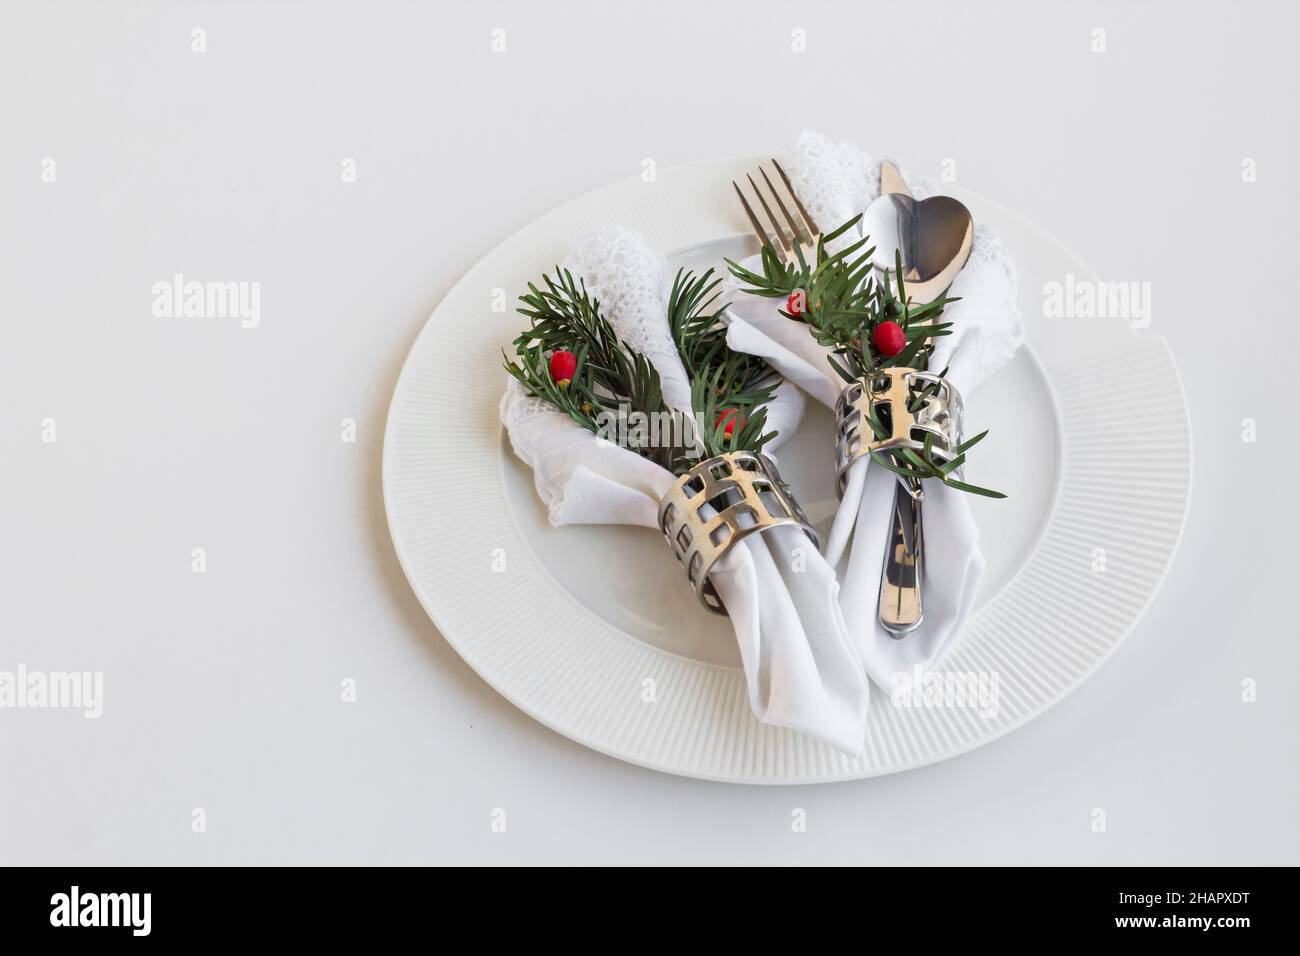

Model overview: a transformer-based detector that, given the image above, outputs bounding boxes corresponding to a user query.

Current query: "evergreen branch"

[667,267,781,459]
[506,267,689,474]
[725,213,1004,499]
[690,367,775,459]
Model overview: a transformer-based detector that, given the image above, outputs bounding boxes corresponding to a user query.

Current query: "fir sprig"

[725,216,1004,499]
[726,215,954,381]
[505,265,783,475]
[513,269,662,416]
[505,267,685,473]
[667,267,780,459]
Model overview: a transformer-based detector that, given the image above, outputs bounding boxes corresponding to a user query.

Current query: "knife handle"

[879,159,911,197]
[879,480,925,636]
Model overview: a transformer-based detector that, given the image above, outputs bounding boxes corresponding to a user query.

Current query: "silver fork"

[732,160,821,265]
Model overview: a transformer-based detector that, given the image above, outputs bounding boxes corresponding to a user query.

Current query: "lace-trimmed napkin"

[501,228,869,754]
[723,130,1023,688]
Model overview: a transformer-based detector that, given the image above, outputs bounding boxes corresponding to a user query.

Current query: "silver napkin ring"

[657,451,819,616]
[834,369,964,498]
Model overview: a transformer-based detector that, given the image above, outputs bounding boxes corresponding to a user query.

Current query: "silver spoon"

[861,160,974,305]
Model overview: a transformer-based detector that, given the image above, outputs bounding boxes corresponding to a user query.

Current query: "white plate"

[383,157,1191,783]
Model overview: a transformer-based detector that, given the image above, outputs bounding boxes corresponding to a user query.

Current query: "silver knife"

[869,161,971,637]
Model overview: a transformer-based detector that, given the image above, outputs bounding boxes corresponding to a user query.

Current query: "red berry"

[786,289,807,318]
[548,349,577,388]
[872,321,906,358]
[714,408,745,437]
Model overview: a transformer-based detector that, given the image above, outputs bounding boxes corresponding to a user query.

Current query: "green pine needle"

[725,213,1004,500]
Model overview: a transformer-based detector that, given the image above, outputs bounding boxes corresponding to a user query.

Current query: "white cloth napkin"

[723,130,1023,689]
[501,227,868,754]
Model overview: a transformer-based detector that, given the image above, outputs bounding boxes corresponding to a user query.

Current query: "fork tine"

[733,181,774,253]
[746,173,792,254]
[760,166,811,246]
[771,159,820,237]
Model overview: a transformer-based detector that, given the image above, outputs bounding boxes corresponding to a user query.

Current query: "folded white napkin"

[501,227,868,754]
[723,130,1023,688]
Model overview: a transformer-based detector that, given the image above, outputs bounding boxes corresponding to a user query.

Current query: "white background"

[2,0,1297,865]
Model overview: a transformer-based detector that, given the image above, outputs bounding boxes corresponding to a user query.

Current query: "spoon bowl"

[862,182,974,304]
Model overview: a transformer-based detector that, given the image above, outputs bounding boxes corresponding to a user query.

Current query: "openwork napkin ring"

[657,451,819,616]
[834,369,964,498]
